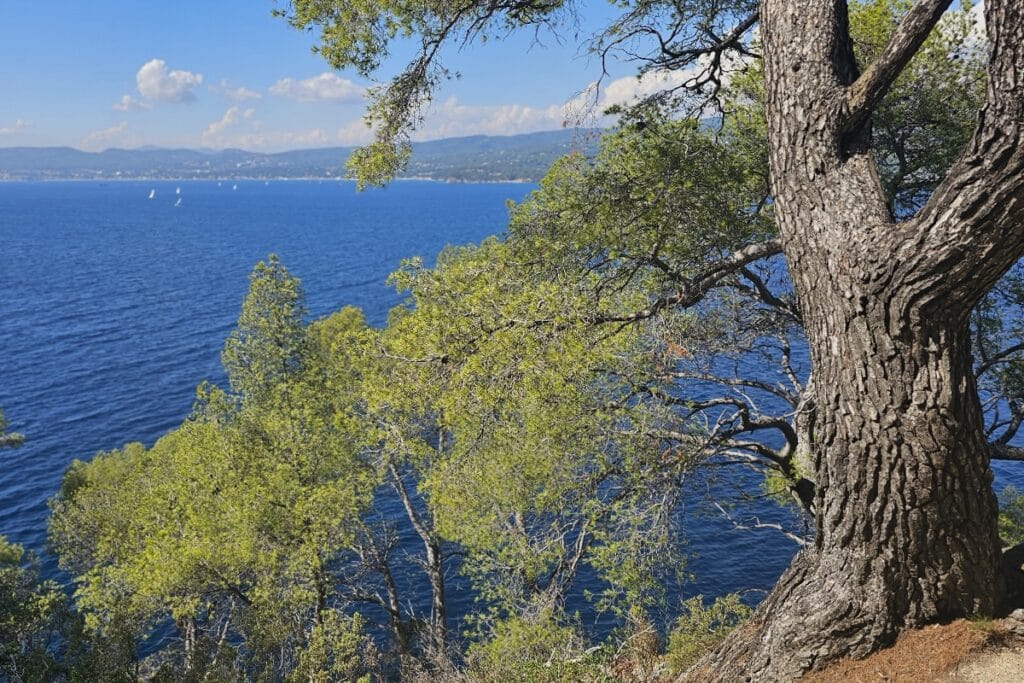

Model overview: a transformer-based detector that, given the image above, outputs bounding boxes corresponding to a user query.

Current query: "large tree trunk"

[694,293,1004,680]
[691,0,1024,679]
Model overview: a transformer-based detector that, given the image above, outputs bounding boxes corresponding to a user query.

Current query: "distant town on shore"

[0,129,602,183]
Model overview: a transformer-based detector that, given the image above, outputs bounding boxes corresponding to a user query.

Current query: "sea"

[1,180,1021,635]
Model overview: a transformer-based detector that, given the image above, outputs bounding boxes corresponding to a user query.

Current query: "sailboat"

[148,189,155,199]
[232,183,238,191]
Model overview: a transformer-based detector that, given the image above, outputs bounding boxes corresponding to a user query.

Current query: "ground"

[800,616,1024,683]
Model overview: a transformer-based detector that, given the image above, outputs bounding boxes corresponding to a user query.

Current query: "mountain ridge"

[0,129,603,182]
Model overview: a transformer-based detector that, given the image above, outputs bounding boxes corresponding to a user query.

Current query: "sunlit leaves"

[222,254,307,402]
[281,0,572,185]
[50,259,379,679]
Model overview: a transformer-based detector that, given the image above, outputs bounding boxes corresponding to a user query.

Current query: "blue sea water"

[0,179,531,548]
[2,180,1020,637]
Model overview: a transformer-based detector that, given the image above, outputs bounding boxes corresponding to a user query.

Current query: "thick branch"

[591,239,782,325]
[844,0,953,133]
[895,0,1024,315]
[992,445,1024,462]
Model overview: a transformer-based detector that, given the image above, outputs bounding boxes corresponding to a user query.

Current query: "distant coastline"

[0,129,601,184]
[0,176,537,184]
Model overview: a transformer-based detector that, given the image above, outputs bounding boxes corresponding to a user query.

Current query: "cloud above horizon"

[136,59,203,103]
[412,98,566,141]
[370,70,721,143]
[270,73,364,103]
[199,105,333,151]
[210,79,262,102]
[0,119,33,135]
[202,106,256,144]
[112,94,152,112]
[81,121,133,150]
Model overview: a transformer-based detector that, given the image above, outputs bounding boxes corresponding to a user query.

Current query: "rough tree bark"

[691,0,1024,679]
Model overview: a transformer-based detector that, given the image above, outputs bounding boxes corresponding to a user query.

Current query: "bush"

[665,594,752,674]
[465,610,605,683]
[999,486,1024,547]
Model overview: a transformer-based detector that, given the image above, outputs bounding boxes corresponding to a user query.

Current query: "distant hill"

[0,129,603,182]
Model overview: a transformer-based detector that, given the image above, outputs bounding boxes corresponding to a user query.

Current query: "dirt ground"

[800,618,1024,683]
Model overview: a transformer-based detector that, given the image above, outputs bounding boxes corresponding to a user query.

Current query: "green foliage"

[221,254,307,402]
[378,226,691,619]
[0,535,142,682]
[509,117,772,299]
[279,0,572,186]
[290,612,373,683]
[465,610,605,683]
[849,0,985,215]
[665,594,752,674]
[999,486,1024,547]
[0,537,68,681]
[49,258,379,681]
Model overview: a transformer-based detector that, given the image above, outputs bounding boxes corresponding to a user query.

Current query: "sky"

[0,0,673,152]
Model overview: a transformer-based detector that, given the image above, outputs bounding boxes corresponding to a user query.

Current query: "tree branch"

[890,0,1024,316]
[590,239,782,325]
[388,461,434,547]
[714,502,809,547]
[844,0,953,134]
[976,341,1024,377]
[992,444,1024,462]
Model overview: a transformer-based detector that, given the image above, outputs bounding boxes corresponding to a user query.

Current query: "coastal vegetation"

[2,0,1024,680]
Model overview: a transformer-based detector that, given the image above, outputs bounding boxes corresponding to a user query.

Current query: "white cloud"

[413,98,568,141]
[600,71,694,107]
[112,94,152,112]
[202,106,256,142]
[136,59,203,103]
[336,119,375,145]
[200,107,332,150]
[210,79,262,102]
[567,66,740,121]
[81,122,132,150]
[269,73,365,103]
[365,70,717,142]
[204,127,331,151]
[272,128,331,147]
[0,119,32,135]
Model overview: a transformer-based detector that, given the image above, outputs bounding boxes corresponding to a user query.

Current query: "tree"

[280,0,1024,678]
[0,537,67,681]
[377,235,694,625]
[221,254,308,403]
[50,259,379,681]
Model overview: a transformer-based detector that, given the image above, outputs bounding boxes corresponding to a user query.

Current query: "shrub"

[665,594,752,674]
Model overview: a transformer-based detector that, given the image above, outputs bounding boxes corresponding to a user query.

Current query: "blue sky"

[0,1,661,151]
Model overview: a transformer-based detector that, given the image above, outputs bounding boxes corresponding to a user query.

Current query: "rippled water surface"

[0,180,529,551]
[3,180,1020,628]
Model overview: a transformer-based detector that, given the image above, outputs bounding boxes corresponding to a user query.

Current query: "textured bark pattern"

[690,0,1024,680]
